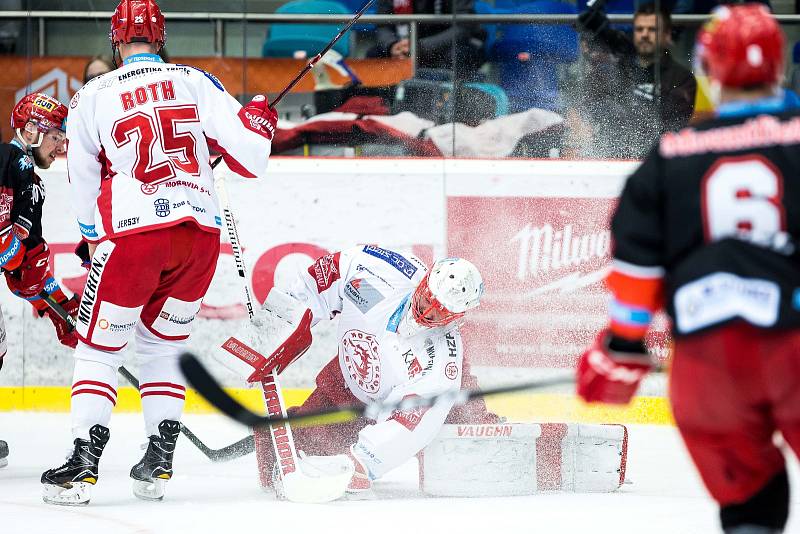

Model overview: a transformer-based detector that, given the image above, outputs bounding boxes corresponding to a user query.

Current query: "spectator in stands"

[571,3,696,158]
[0,0,21,54]
[366,0,486,81]
[83,55,115,84]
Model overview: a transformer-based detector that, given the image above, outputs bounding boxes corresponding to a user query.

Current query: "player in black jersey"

[1,92,80,354]
[576,5,800,533]
[0,93,77,468]
[1,93,78,351]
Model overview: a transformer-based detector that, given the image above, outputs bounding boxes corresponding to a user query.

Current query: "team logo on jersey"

[17,155,33,171]
[445,361,458,380]
[344,278,385,314]
[141,183,158,195]
[309,252,341,293]
[69,92,80,109]
[154,198,170,217]
[340,329,381,394]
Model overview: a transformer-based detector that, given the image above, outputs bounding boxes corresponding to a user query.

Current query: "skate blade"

[132,478,166,501]
[42,482,91,506]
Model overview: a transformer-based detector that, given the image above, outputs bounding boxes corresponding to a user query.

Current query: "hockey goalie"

[218,245,628,500]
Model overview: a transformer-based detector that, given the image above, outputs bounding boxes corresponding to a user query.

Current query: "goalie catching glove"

[216,287,313,382]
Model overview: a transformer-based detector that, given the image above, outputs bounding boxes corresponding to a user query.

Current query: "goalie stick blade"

[180,352,576,429]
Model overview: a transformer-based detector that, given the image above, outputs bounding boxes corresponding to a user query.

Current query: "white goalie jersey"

[66,54,271,244]
[290,245,465,478]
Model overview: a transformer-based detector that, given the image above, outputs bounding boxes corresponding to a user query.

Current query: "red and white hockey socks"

[138,357,186,438]
[71,358,118,441]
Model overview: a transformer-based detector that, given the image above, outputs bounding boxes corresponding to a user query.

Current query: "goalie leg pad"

[272,452,355,503]
[419,423,628,496]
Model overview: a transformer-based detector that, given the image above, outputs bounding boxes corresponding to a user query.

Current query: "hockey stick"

[214,176,351,501]
[210,0,375,171]
[180,351,575,428]
[37,291,252,462]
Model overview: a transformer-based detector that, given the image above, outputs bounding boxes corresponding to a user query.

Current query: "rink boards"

[0,157,674,424]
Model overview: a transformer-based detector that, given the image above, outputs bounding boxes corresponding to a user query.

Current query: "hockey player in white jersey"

[42,0,276,505]
[223,246,487,495]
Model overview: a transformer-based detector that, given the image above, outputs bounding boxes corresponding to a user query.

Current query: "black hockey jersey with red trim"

[612,103,800,336]
[0,139,45,246]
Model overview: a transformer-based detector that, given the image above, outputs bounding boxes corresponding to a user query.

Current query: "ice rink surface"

[1,413,798,534]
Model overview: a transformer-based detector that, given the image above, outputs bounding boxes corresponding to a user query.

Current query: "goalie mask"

[397,258,484,338]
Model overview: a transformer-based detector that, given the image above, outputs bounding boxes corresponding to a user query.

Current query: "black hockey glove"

[75,241,91,270]
[577,7,609,35]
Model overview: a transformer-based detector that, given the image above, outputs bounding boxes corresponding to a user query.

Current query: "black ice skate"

[41,424,109,506]
[130,419,180,501]
[0,439,8,468]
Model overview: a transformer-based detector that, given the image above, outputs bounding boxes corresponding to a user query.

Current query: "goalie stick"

[37,291,251,462]
[210,0,375,171]
[214,176,353,502]
[179,351,575,429]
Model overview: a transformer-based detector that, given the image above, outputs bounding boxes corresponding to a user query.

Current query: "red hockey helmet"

[696,4,785,88]
[10,93,67,133]
[109,0,166,50]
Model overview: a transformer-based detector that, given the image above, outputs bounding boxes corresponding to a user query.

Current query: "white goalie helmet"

[398,257,484,337]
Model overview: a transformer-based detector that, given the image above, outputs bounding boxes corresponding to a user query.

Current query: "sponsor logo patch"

[445,361,458,380]
[386,295,409,333]
[78,250,110,325]
[402,349,422,379]
[344,277,385,314]
[362,245,418,279]
[445,332,458,357]
[340,329,381,393]
[309,252,341,293]
[117,216,139,229]
[154,198,170,217]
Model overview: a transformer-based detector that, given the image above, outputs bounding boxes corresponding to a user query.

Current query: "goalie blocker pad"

[419,423,628,496]
[214,288,313,382]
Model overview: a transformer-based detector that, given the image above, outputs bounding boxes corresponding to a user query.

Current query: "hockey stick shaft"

[179,351,575,429]
[214,176,302,468]
[210,0,375,171]
[38,291,250,462]
[270,0,375,107]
